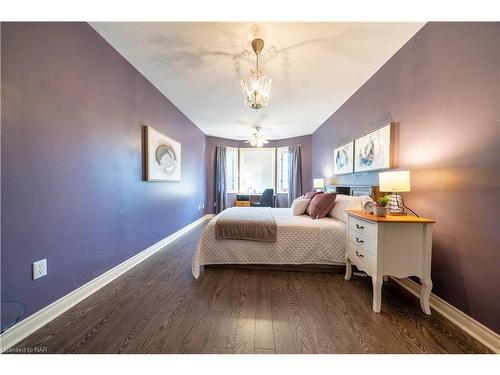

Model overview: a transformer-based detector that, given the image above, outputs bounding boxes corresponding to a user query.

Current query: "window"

[239,148,276,194]
[277,147,289,193]
[225,147,238,193]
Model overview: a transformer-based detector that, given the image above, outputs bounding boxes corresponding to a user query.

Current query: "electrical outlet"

[33,259,47,280]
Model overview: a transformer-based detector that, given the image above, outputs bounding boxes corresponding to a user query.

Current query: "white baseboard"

[392,277,500,353]
[0,215,212,353]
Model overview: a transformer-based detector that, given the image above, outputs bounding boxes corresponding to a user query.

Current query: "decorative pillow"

[304,190,324,199]
[307,193,337,219]
[291,198,311,216]
[328,194,372,223]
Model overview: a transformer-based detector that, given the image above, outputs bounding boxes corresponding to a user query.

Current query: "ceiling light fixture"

[244,127,269,147]
[240,38,272,110]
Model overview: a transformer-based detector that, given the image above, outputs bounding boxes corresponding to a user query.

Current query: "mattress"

[192,208,347,278]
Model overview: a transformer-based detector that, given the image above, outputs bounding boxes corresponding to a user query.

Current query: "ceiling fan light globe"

[245,127,269,147]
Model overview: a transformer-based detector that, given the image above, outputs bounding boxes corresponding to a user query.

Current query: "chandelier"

[240,38,272,110]
[244,127,269,147]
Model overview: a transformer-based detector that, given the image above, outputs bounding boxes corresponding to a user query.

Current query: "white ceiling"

[90,22,424,140]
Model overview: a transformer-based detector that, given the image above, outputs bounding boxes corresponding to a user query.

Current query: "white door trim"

[392,277,500,353]
[0,215,213,353]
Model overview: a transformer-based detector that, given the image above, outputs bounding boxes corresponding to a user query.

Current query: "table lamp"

[379,170,411,215]
[313,178,325,191]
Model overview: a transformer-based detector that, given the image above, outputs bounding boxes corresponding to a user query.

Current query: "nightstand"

[345,210,435,314]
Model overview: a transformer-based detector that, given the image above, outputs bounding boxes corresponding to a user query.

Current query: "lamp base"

[387,193,407,215]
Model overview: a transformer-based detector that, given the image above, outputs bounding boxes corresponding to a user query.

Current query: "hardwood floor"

[10,222,491,354]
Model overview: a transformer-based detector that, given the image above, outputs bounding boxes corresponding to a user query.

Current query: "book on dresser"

[235,194,251,207]
[235,201,251,207]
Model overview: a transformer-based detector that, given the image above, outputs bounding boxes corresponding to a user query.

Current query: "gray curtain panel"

[288,145,303,206]
[214,145,227,214]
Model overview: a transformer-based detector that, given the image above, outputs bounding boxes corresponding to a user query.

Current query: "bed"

[192,207,347,278]
[192,185,379,278]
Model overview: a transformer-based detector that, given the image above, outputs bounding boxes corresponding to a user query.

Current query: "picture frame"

[354,123,394,173]
[143,125,181,181]
[333,141,354,175]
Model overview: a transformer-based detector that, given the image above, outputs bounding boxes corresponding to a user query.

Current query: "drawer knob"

[355,237,364,244]
[355,250,364,258]
[356,224,365,229]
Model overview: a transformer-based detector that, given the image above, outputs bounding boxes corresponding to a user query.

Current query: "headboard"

[325,185,382,201]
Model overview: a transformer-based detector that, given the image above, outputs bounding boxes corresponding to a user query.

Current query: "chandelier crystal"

[240,38,272,110]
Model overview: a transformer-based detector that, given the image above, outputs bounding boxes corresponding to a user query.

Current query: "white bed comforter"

[192,208,346,278]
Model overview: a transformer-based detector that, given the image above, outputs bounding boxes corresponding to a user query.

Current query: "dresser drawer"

[349,216,376,239]
[348,242,375,274]
[349,242,377,274]
[348,228,375,255]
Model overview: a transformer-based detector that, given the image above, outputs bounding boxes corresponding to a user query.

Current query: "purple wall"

[312,22,500,332]
[1,22,207,328]
[205,135,312,212]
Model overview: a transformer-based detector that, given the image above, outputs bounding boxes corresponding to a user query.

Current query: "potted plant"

[375,195,390,217]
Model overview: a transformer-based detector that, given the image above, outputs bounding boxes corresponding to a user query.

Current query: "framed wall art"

[354,123,393,173]
[143,125,181,181]
[333,141,354,175]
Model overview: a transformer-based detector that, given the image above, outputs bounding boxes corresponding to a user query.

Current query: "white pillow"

[329,194,372,223]
[291,198,311,216]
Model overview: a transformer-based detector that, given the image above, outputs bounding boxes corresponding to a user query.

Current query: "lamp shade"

[313,178,325,189]
[379,170,411,192]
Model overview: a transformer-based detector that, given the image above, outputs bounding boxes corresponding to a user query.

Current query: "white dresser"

[345,210,435,314]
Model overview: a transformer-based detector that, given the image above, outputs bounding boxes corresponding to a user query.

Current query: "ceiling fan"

[244,127,269,147]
